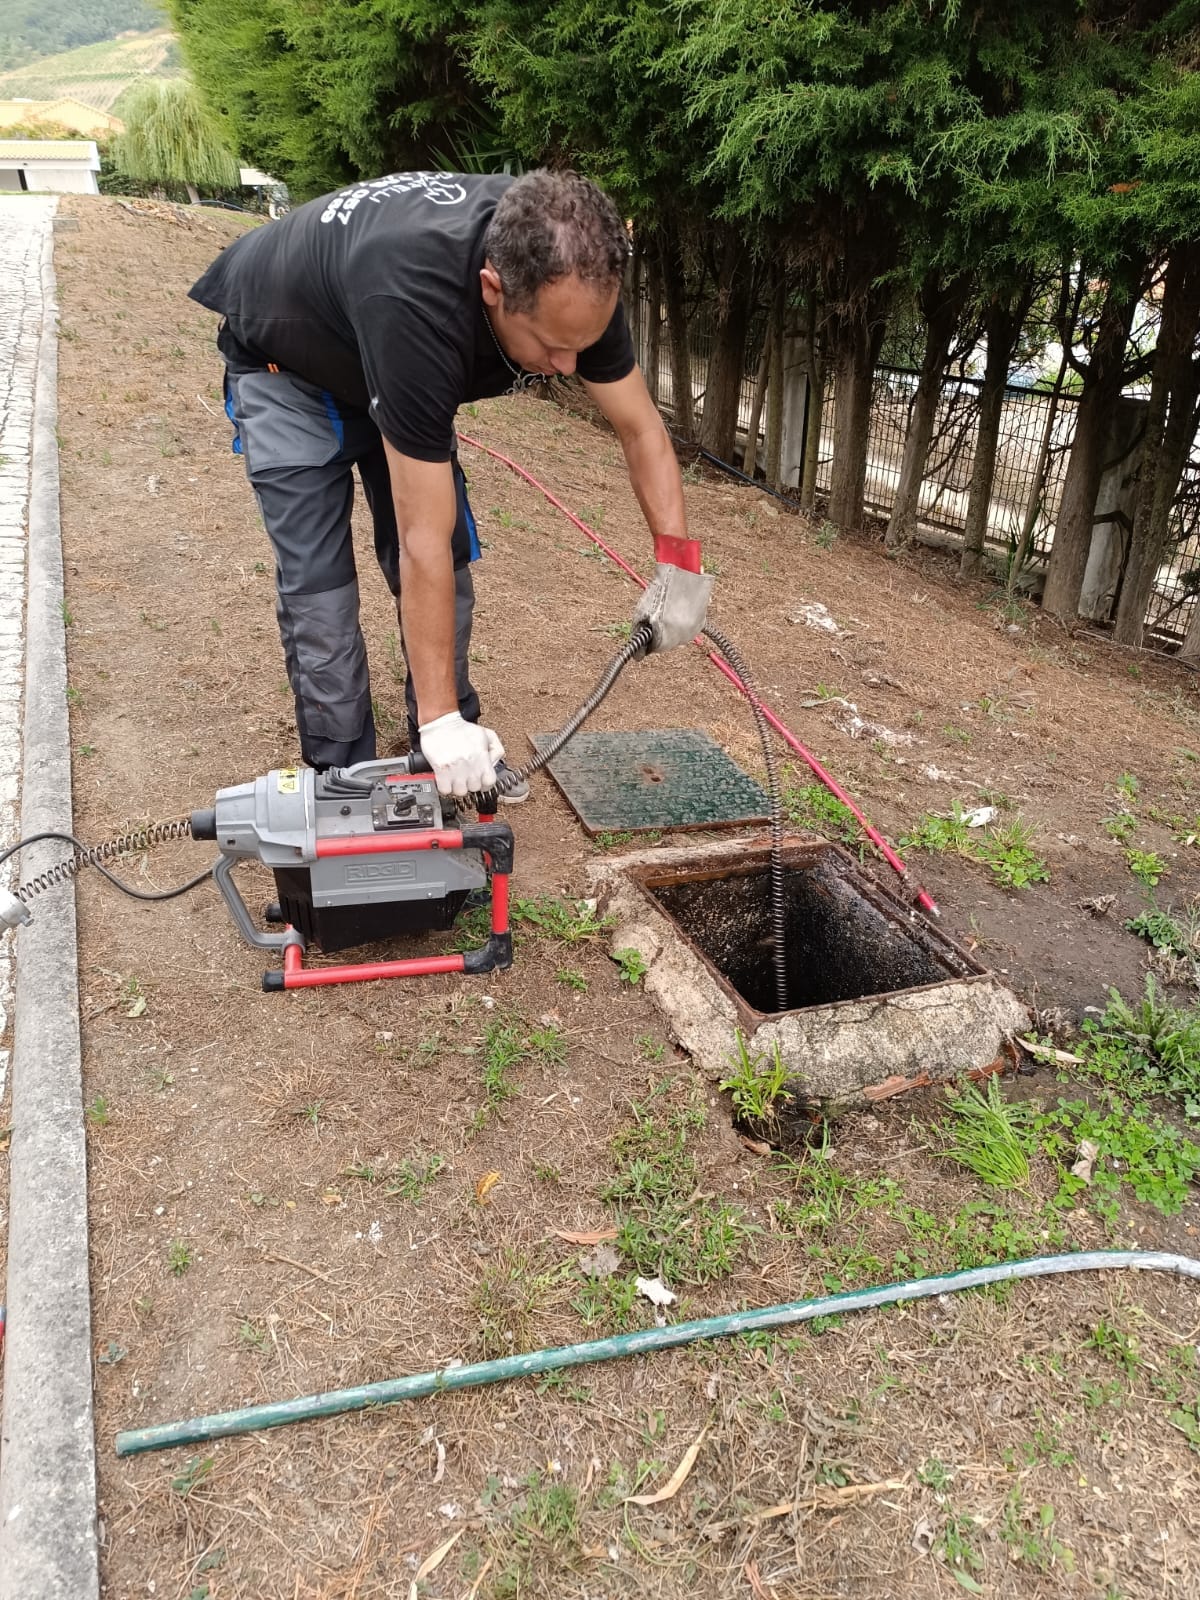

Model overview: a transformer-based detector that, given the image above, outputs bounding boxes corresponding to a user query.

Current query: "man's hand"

[633,562,714,653]
[419,712,505,796]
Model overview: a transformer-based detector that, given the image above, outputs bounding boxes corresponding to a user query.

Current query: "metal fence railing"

[629,290,1200,645]
[815,367,1077,565]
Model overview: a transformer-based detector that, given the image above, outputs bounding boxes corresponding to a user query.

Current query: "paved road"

[0,194,55,1097]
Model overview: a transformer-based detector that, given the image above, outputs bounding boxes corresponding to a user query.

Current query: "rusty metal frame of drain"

[593,836,1031,1109]
[630,840,985,1028]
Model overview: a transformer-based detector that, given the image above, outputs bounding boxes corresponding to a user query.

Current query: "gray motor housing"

[200,759,487,952]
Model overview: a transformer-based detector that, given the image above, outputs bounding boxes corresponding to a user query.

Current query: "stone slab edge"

[588,838,1031,1107]
[0,206,100,1598]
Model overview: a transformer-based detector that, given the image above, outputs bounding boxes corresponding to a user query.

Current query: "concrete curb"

[0,210,100,1597]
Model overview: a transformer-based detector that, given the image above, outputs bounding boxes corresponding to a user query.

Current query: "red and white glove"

[418,712,504,796]
[633,535,714,652]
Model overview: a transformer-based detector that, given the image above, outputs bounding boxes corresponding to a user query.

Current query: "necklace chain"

[482,307,549,395]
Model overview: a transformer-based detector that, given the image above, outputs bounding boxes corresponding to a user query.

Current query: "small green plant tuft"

[512,895,612,943]
[612,947,649,985]
[939,1075,1034,1189]
[976,820,1050,890]
[1126,848,1167,887]
[167,1239,193,1276]
[1104,811,1138,843]
[719,1032,792,1128]
[784,779,859,844]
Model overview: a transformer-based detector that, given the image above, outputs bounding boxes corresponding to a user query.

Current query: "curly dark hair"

[483,169,630,314]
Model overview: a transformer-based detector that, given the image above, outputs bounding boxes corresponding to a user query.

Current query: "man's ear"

[480,262,502,310]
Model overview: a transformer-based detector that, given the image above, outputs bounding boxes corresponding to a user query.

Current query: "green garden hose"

[115,1249,1200,1457]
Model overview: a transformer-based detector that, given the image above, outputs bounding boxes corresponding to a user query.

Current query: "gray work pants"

[224,367,481,769]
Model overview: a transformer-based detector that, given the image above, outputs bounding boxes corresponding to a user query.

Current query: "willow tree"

[168,0,489,199]
[114,79,240,202]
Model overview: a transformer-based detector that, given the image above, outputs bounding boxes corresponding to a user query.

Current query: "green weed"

[571,1272,643,1334]
[382,1154,446,1202]
[170,1455,214,1498]
[602,1097,749,1284]
[612,946,649,984]
[472,1248,567,1357]
[1126,847,1167,887]
[1104,811,1138,843]
[719,1031,792,1127]
[998,1489,1074,1574]
[900,802,973,854]
[784,779,859,844]
[555,966,588,992]
[1087,1317,1141,1376]
[86,1095,111,1128]
[480,1020,528,1105]
[976,821,1050,889]
[1037,1094,1200,1218]
[938,1075,1034,1189]
[512,895,612,943]
[901,805,1048,888]
[1074,979,1200,1115]
[1124,905,1196,959]
[935,1510,985,1583]
[528,1022,567,1067]
[167,1240,193,1276]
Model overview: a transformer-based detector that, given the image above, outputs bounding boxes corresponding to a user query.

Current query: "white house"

[0,139,101,195]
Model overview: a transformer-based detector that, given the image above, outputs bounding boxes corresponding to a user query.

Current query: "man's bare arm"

[581,367,688,545]
[382,439,459,726]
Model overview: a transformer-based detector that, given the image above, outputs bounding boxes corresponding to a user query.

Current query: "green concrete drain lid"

[529,729,768,835]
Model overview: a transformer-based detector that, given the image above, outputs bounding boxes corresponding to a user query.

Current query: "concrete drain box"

[590,838,1029,1111]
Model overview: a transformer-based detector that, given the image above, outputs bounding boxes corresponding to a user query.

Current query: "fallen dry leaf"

[409,1527,464,1598]
[554,1227,619,1245]
[1071,1138,1100,1183]
[744,1559,774,1598]
[862,1072,930,1101]
[911,1515,936,1555]
[811,1477,908,1508]
[1017,1036,1083,1066]
[737,1133,773,1157]
[578,1242,621,1279]
[474,1171,501,1205]
[627,1428,706,1506]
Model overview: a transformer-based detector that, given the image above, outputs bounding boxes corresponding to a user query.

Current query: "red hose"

[456,432,939,916]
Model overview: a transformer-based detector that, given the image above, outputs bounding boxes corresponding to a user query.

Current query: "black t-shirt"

[189,172,635,461]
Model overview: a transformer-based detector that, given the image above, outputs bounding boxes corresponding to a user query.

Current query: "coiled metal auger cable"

[0,819,211,905]
[465,617,791,1012]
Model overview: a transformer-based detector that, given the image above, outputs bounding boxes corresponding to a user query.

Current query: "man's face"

[481,265,618,377]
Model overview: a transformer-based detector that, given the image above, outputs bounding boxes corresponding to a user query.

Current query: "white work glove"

[633,563,715,653]
[418,712,504,797]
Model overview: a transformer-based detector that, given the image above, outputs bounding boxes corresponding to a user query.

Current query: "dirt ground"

[2,195,1199,1599]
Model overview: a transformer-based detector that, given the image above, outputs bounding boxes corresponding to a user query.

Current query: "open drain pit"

[645,846,973,1015]
[591,838,1031,1110]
